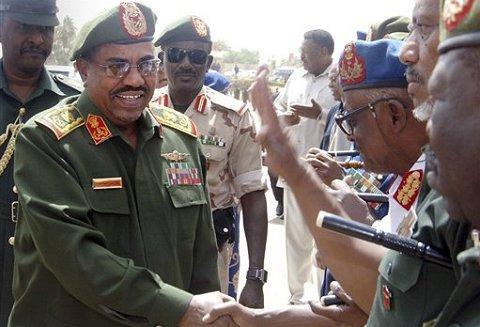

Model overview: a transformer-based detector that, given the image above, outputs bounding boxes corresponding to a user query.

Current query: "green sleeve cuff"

[149,283,193,327]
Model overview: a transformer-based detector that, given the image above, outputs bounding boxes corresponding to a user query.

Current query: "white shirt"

[273,65,337,157]
[373,154,426,237]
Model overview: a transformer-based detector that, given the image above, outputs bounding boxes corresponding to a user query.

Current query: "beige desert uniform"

[155,85,266,293]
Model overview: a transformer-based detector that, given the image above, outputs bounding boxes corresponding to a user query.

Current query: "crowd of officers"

[0,0,479,326]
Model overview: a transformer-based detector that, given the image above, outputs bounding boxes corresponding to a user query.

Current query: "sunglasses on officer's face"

[165,47,209,65]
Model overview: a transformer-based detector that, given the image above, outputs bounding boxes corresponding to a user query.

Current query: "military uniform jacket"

[10,92,219,327]
[367,186,470,327]
[434,236,480,327]
[0,60,81,325]
[155,86,266,210]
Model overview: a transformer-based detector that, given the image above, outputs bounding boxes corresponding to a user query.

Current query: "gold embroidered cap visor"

[0,0,59,26]
[439,0,480,54]
[70,1,157,61]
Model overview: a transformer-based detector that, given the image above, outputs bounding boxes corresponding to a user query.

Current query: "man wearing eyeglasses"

[0,0,82,324]
[154,16,268,309]
[202,39,462,326]
[9,3,233,326]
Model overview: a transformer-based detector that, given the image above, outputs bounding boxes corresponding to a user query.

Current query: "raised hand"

[248,67,305,180]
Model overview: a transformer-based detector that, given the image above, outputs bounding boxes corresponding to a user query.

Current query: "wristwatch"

[246,267,268,284]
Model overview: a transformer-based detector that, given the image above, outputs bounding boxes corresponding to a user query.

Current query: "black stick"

[327,150,360,157]
[316,211,453,269]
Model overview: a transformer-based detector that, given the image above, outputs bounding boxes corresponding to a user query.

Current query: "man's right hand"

[203,301,258,327]
[249,67,307,180]
[179,292,237,326]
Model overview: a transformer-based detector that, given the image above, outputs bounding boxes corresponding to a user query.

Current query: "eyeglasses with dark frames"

[96,59,161,79]
[165,47,209,65]
[334,97,402,136]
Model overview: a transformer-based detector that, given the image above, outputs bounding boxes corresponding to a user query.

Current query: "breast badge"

[162,150,201,186]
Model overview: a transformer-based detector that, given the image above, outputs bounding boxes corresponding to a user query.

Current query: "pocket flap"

[379,250,424,293]
[166,184,207,208]
[203,146,227,162]
[84,187,130,215]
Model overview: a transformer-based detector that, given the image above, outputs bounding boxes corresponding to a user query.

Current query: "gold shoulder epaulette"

[206,87,248,115]
[148,102,199,138]
[36,104,85,140]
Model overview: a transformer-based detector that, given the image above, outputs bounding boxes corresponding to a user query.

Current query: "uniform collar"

[0,59,65,97]
[75,91,160,145]
[157,85,210,115]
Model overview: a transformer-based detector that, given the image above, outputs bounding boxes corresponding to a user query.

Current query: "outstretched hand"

[291,99,323,120]
[203,301,258,327]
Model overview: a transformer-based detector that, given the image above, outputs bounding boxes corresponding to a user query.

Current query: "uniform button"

[8,237,14,246]
[12,185,17,194]
[387,262,392,275]
[223,228,229,233]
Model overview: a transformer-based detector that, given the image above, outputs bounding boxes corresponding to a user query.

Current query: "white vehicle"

[46,65,78,79]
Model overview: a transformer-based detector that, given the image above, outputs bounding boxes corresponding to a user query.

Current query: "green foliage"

[212,40,231,52]
[47,16,77,65]
[223,48,259,65]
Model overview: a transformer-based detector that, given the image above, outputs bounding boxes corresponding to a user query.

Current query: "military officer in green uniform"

[427,0,480,325]
[0,0,81,324]
[9,2,231,326]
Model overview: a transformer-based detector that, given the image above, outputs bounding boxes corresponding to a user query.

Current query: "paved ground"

[237,168,320,308]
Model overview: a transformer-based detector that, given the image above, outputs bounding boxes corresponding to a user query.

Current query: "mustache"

[175,67,197,76]
[405,67,423,84]
[112,86,148,95]
[20,47,48,56]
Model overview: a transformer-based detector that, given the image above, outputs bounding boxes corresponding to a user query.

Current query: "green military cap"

[367,16,410,41]
[439,0,480,54]
[0,0,59,27]
[70,2,156,61]
[154,15,211,47]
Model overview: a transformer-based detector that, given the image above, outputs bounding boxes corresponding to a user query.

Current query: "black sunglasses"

[165,47,209,65]
[334,97,401,136]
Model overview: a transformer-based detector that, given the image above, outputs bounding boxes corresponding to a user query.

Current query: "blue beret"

[356,31,367,40]
[339,39,407,91]
[204,71,230,93]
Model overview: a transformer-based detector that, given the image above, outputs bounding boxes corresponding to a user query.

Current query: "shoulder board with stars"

[206,87,248,115]
[52,74,84,93]
[148,102,199,138]
[35,104,85,140]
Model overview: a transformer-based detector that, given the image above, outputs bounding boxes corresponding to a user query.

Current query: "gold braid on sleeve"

[0,108,26,177]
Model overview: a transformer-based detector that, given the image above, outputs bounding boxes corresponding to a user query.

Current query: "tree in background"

[223,48,259,65]
[47,16,77,66]
[212,40,231,52]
